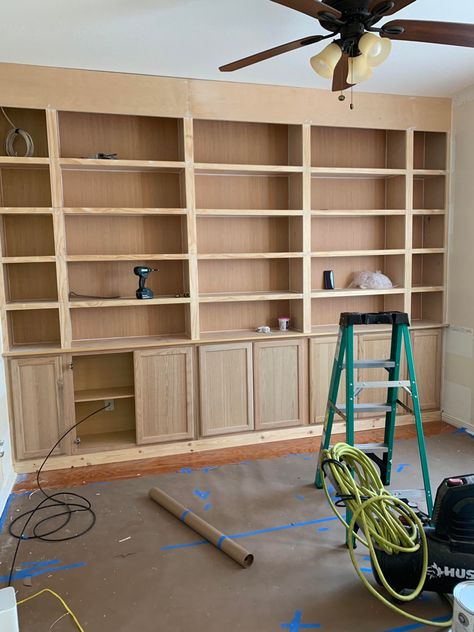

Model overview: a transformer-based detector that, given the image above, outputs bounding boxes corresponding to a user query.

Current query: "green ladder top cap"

[339,311,410,327]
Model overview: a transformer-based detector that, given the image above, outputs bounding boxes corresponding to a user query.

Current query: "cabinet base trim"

[15,411,441,474]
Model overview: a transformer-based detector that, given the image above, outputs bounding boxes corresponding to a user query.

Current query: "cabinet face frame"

[253,338,307,429]
[134,346,194,444]
[9,355,72,459]
[199,342,254,436]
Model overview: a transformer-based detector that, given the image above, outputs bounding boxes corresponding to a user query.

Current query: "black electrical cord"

[6,405,107,587]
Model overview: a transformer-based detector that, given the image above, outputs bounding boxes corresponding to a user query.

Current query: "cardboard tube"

[149,486,254,568]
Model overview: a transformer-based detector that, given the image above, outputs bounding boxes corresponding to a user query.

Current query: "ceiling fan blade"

[271,0,341,20]
[332,53,354,92]
[382,19,474,48]
[369,0,417,17]
[219,35,325,72]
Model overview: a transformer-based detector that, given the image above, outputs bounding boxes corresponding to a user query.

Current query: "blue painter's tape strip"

[0,562,86,583]
[20,559,61,570]
[217,535,228,550]
[383,615,450,632]
[160,515,339,551]
[180,509,190,522]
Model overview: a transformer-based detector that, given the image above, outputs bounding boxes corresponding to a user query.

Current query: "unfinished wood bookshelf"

[0,67,452,469]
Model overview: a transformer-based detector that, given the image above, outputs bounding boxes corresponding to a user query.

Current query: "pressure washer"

[320,443,474,629]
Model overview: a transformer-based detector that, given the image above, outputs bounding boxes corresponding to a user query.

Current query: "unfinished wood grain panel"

[134,346,194,443]
[198,259,291,294]
[70,304,188,341]
[310,336,346,424]
[412,253,444,287]
[10,355,69,458]
[2,214,55,256]
[62,170,185,208]
[196,216,294,254]
[200,299,293,334]
[0,107,49,157]
[4,262,58,301]
[8,309,61,346]
[311,255,405,290]
[0,168,51,207]
[58,112,183,161]
[254,339,306,429]
[199,342,253,436]
[195,174,302,210]
[414,132,447,170]
[311,176,406,211]
[72,352,134,394]
[411,328,441,410]
[311,216,405,251]
[413,176,446,210]
[311,127,406,169]
[312,294,405,327]
[412,215,445,249]
[65,215,186,255]
[193,120,302,166]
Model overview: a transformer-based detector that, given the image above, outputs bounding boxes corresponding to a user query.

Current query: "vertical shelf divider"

[302,124,312,334]
[405,129,414,318]
[184,117,200,340]
[46,108,72,348]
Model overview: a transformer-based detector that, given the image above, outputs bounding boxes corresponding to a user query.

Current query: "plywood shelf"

[71,333,191,350]
[311,167,406,177]
[196,209,303,217]
[2,256,56,263]
[0,207,54,215]
[5,301,59,311]
[311,249,405,257]
[198,252,303,260]
[0,157,50,167]
[199,291,304,303]
[413,169,447,177]
[74,386,134,403]
[69,296,191,308]
[194,163,303,175]
[74,430,137,451]
[311,288,405,299]
[63,207,187,215]
[412,248,445,255]
[311,209,406,217]
[411,286,444,293]
[66,254,189,262]
[60,158,185,172]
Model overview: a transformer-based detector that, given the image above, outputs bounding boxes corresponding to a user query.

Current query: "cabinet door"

[411,329,441,410]
[254,339,307,429]
[199,343,253,437]
[309,336,346,424]
[10,356,69,459]
[134,347,194,444]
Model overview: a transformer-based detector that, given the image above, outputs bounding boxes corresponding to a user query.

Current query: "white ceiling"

[0,0,473,97]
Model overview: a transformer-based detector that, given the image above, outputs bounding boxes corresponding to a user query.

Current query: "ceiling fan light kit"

[219,0,474,95]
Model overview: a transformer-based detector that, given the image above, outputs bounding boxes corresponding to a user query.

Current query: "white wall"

[443,84,474,431]
[0,340,15,515]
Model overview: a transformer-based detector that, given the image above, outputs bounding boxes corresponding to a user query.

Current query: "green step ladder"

[314,311,433,517]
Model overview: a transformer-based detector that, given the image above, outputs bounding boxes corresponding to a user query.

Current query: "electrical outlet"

[104,400,115,412]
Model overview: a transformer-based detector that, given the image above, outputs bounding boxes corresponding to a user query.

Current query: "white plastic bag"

[349,270,394,290]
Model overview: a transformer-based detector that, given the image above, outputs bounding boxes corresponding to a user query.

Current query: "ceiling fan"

[219,0,474,92]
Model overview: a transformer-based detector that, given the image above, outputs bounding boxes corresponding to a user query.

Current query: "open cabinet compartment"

[1,214,55,256]
[61,168,186,208]
[412,253,444,287]
[65,215,187,256]
[0,107,49,157]
[195,173,303,210]
[411,291,444,324]
[7,308,61,348]
[196,216,302,254]
[193,120,302,166]
[0,167,51,207]
[198,258,303,295]
[413,175,446,211]
[414,131,447,170]
[70,303,190,342]
[413,215,445,249]
[58,112,184,161]
[311,215,405,252]
[68,259,189,300]
[311,175,405,211]
[74,399,136,451]
[200,299,304,335]
[311,127,406,169]
[73,352,134,402]
[312,254,405,291]
[3,262,58,302]
[312,293,404,327]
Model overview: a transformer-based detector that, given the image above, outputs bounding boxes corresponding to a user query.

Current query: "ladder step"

[344,359,396,369]
[354,442,388,455]
[337,403,392,413]
[355,380,411,389]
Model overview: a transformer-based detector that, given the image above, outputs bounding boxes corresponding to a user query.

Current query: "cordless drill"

[134,266,157,299]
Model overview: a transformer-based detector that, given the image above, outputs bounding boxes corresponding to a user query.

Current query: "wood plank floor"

[13,420,452,492]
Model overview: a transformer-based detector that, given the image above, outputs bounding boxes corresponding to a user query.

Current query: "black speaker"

[323,270,335,290]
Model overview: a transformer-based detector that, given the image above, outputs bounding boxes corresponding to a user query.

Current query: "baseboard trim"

[0,469,17,524]
[441,412,474,433]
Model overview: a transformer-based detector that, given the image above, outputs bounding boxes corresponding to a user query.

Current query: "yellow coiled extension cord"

[320,443,451,629]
